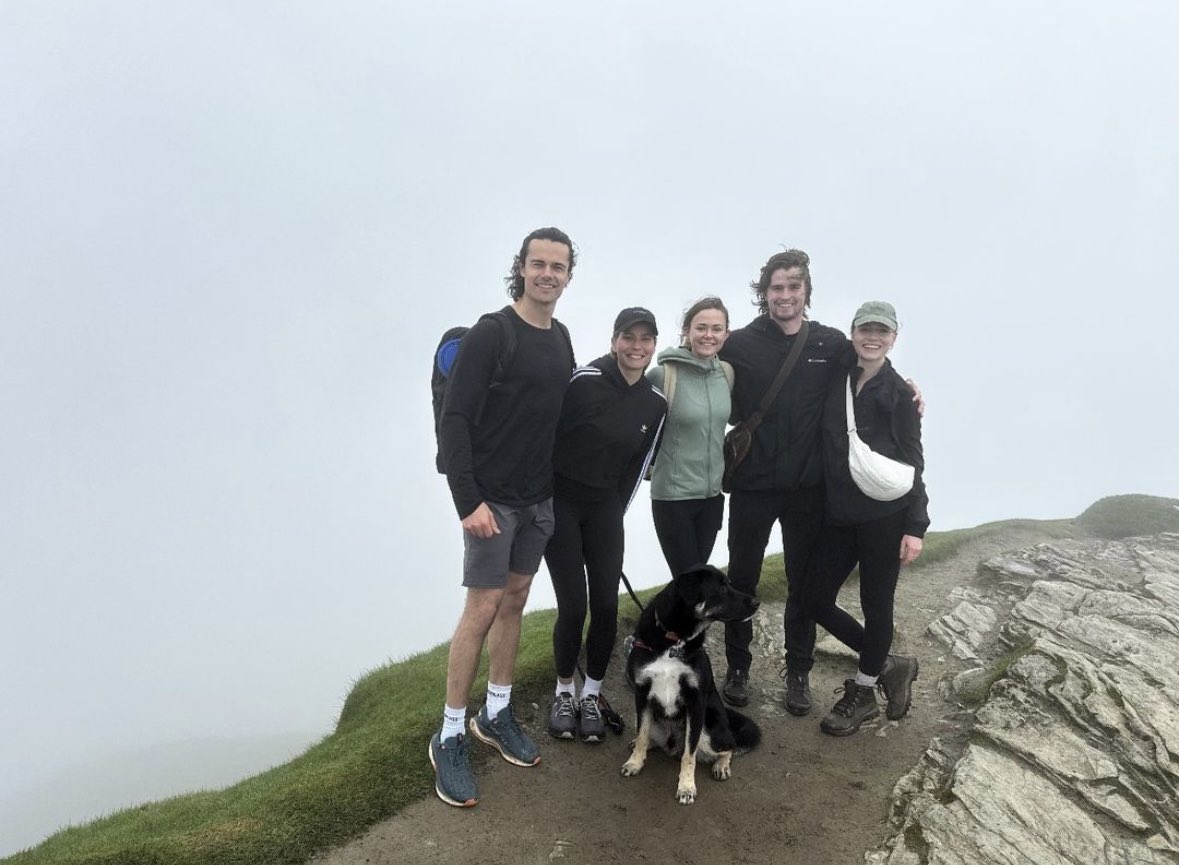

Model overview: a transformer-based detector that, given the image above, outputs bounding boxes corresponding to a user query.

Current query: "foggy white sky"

[2,0,1177,853]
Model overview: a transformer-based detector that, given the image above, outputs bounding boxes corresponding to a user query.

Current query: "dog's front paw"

[712,753,733,781]
[621,757,644,777]
[676,783,697,805]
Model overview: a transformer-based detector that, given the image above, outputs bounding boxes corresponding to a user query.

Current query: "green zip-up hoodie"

[645,346,732,501]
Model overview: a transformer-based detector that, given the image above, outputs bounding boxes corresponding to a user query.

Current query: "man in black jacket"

[718,249,849,713]
[429,227,577,808]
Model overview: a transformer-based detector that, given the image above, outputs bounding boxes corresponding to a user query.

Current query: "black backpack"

[431,310,573,474]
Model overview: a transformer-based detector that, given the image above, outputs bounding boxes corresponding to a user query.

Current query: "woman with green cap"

[806,300,929,737]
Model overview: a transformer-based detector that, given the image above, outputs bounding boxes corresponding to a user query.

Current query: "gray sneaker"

[470,705,541,767]
[878,654,919,720]
[548,691,578,740]
[428,731,478,807]
[577,694,606,743]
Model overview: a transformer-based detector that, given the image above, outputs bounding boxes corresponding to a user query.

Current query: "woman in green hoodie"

[645,297,734,578]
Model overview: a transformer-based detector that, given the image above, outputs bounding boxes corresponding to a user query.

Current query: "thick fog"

[1,1,1176,854]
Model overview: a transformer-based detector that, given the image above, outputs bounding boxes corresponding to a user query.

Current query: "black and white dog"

[620,564,761,804]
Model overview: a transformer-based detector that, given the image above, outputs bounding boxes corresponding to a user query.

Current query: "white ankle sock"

[441,704,467,740]
[485,681,511,717]
[854,671,878,688]
[555,679,575,697]
[581,676,603,700]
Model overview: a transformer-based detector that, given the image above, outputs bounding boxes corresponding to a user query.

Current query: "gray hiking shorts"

[462,498,555,589]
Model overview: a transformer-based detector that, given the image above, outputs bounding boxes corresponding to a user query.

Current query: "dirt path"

[314,527,1053,865]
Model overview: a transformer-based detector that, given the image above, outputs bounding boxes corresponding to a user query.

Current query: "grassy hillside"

[6,498,1169,865]
[1075,493,1179,539]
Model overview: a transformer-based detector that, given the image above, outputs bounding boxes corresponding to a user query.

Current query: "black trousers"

[544,492,624,682]
[651,494,725,578]
[724,486,825,674]
[804,509,906,677]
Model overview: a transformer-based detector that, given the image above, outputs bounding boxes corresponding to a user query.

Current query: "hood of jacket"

[656,345,724,372]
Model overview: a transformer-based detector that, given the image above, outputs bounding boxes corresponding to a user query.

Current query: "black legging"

[651,494,724,578]
[804,509,906,677]
[544,491,624,682]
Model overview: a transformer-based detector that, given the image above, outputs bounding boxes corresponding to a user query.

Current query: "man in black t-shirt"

[428,227,577,808]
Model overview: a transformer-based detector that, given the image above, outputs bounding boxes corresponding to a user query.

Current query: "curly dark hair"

[504,227,577,300]
[679,296,729,345]
[750,249,812,315]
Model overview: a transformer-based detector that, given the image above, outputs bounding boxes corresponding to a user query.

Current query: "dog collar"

[652,611,687,657]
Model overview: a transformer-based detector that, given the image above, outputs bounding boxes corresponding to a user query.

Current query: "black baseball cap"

[613,306,658,335]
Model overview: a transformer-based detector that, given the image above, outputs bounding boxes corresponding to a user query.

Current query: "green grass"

[909,517,1075,568]
[0,506,1129,865]
[1075,494,1179,540]
[952,640,1036,706]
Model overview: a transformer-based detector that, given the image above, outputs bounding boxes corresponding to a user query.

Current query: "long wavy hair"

[750,249,812,315]
[504,227,577,300]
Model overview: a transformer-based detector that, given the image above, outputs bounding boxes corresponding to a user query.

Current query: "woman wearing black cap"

[543,307,667,744]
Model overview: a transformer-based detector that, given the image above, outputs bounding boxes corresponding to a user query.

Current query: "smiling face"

[612,323,657,379]
[517,238,571,308]
[765,266,808,331]
[852,322,897,364]
[685,308,729,359]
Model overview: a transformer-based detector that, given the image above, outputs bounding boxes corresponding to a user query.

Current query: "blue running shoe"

[428,730,478,807]
[469,704,541,767]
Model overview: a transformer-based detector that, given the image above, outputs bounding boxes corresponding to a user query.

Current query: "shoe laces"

[580,695,602,721]
[555,692,577,718]
[777,666,802,684]
[494,705,525,737]
[443,732,471,765]
[831,682,862,717]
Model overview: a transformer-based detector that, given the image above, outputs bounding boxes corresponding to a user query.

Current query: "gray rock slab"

[878,534,1179,864]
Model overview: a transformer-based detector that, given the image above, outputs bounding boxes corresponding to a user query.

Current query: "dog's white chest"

[636,653,699,713]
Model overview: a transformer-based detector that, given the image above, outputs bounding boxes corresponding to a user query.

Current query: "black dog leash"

[620,569,644,613]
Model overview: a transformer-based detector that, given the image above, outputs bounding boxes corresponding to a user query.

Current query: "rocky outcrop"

[870,533,1179,865]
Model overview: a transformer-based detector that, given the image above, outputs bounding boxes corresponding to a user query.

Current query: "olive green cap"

[852,300,898,330]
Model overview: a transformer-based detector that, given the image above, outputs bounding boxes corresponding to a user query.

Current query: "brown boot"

[878,655,919,720]
[819,680,879,736]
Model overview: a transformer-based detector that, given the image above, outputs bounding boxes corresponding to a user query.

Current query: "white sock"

[555,679,575,697]
[441,704,466,741]
[581,676,603,700]
[855,671,878,688]
[486,681,511,717]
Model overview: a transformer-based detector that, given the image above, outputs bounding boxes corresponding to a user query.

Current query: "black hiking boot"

[722,668,750,707]
[782,669,813,716]
[878,654,919,720]
[819,680,880,736]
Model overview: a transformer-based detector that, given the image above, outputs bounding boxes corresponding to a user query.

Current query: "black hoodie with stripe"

[551,354,667,508]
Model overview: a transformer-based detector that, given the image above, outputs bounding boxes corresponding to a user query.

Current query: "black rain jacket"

[719,316,851,493]
[820,361,930,537]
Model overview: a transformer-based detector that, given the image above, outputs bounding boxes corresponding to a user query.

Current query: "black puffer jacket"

[551,355,667,509]
[719,316,851,492]
[820,361,929,537]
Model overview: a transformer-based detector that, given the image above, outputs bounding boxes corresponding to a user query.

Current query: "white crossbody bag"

[845,374,915,502]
